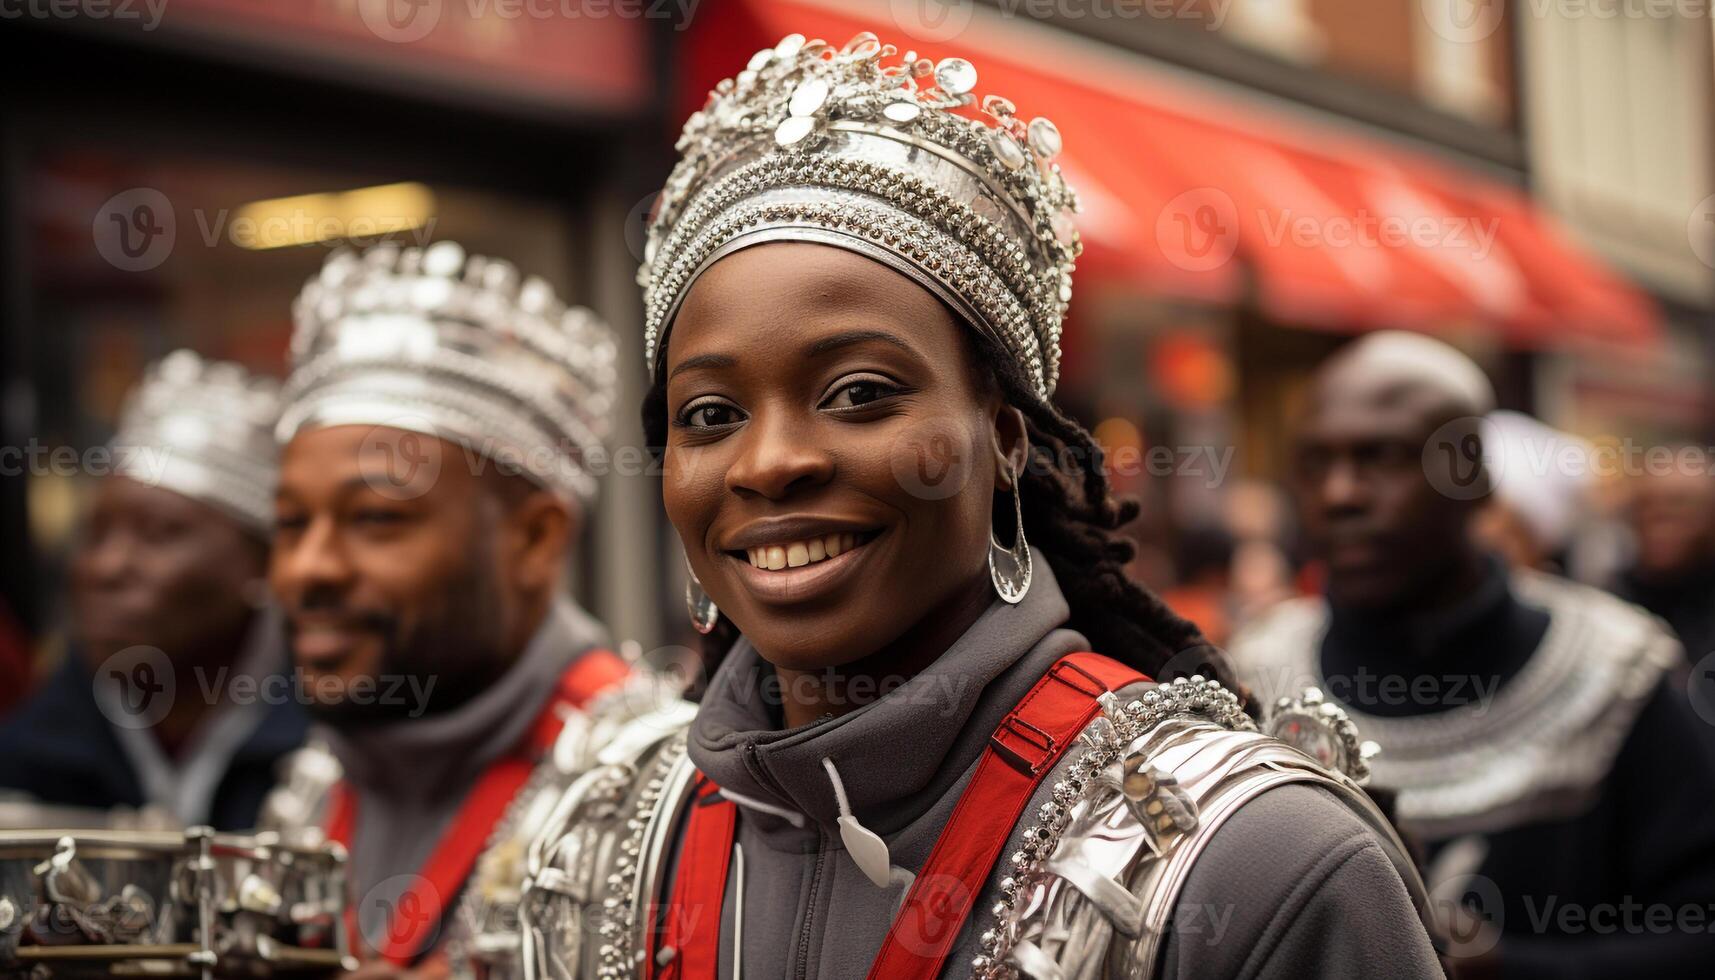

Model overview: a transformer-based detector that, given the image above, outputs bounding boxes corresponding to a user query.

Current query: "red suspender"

[649,776,738,979]
[324,648,629,965]
[648,652,1145,980]
[866,652,1144,979]
[527,648,631,753]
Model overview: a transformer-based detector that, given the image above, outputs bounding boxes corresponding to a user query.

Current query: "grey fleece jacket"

[320,598,606,947]
[686,557,1443,978]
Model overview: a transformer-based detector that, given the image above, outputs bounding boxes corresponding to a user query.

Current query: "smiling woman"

[659,242,1021,692]
[524,30,1447,980]
[649,238,1218,722]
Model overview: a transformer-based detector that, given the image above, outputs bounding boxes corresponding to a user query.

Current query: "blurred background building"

[1,0,1710,668]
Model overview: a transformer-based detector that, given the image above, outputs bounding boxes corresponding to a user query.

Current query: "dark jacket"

[1290,560,1715,980]
[0,652,307,830]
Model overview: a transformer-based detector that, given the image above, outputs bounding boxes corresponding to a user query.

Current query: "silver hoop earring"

[684,557,719,634]
[989,469,1032,604]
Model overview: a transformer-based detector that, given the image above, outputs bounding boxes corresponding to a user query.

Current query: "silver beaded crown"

[112,349,281,534]
[280,242,618,503]
[640,31,1082,398]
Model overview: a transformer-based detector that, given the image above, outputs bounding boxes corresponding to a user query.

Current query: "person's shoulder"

[1614,667,1715,778]
[1166,782,1443,979]
[1516,568,1682,664]
[0,656,98,741]
[1187,781,1399,885]
[0,656,120,789]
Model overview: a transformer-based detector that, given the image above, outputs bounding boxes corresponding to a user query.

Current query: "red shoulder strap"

[326,649,630,965]
[650,775,737,979]
[527,647,631,754]
[644,652,1145,980]
[867,652,1145,979]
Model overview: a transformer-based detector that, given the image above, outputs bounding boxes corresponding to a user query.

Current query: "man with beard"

[0,350,304,830]
[1233,331,1715,978]
[262,242,628,973]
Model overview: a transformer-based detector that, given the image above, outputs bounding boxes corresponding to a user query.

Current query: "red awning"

[682,0,1657,348]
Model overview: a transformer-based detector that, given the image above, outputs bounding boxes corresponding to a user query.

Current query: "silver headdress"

[112,349,281,534]
[279,242,618,503]
[640,31,1082,398]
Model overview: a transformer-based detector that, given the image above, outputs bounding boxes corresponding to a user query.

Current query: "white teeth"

[742,532,869,570]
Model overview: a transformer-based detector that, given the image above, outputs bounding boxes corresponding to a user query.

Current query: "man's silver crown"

[113,349,281,534]
[280,241,618,503]
[641,31,1082,398]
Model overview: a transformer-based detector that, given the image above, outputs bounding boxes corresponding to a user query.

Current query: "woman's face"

[662,242,1022,671]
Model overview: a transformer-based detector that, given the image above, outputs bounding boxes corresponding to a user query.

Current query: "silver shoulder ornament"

[1230,572,1679,838]
[518,681,700,980]
[449,672,696,980]
[975,676,1429,980]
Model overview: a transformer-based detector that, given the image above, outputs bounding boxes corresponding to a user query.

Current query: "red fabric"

[325,762,531,964]
[683,0,1657,347]
[867,652,1146,978]
[324,781,354,846]
[323,650,629,965]
[0,600,29,714]
[323,782,360,953]
[650,777,738,979]
[641,652,1143,978]
[527,647,631,754]
[376,759,533,964]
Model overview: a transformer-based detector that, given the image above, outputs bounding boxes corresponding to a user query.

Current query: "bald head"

[1292,332,1494,611]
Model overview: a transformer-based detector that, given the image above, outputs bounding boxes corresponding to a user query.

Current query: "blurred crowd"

[1158,396,1715,662]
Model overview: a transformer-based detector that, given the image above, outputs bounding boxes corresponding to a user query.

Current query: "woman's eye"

[823,379,896,410]
[682,401,744,428]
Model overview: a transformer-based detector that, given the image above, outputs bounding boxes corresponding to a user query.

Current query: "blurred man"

[1233,331,1715,979]
[1615,455,1715,660]
[0,350,304,830]
[262,242,628,973]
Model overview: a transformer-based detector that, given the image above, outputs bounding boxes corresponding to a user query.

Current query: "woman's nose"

[724,409,835,500]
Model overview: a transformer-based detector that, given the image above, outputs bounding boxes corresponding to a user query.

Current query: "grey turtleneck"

[320,598,606,924]
[687,554,1442,978]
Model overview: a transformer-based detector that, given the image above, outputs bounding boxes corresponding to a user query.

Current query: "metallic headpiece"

[112,349,281,535]
[279,242,618,503]
[640,31,1082,399]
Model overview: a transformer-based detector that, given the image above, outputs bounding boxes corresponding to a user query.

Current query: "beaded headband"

[640,31,1082,399]
[280,242,618,503]
[113,349,281,534]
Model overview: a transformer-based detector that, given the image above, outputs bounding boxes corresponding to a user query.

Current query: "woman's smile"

[722,524,886,604]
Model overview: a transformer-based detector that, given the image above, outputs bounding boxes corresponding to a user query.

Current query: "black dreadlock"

[970,336,1240,694]
[641,334,1242,697]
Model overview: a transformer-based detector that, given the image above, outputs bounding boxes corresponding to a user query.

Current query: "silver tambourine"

[0,827,355,979]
